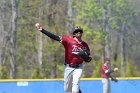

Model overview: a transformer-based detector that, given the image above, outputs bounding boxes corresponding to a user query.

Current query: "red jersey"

[101,64,109,78]
[61,36,89,65]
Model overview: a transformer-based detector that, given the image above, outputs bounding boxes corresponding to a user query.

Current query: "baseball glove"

[77,49,92,63]
[111,76,118,82]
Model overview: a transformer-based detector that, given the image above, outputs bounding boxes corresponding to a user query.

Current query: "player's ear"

[73,34,76,37]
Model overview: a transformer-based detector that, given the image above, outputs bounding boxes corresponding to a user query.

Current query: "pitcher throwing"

[35,23,92,93]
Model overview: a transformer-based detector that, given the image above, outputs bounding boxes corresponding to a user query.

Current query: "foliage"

[73,0,139,77]
[0,66,9,79]
[31,67,44,79]
[125,62,139,77]
[0,0,140,79]
[92,61,102,78]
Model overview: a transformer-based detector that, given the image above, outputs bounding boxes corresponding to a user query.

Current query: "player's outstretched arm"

[106,67,118,74]
[35,23,61,41]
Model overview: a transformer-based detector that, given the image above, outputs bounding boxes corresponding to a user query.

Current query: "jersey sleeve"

[82,42,90,55]
[41,29,61,41]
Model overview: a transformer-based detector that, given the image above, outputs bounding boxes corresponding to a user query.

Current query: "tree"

[0,0,139,78]
[73,0,138,77]
[9,0,17,78]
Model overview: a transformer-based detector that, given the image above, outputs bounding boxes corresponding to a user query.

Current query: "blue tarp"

[0,80,139,93]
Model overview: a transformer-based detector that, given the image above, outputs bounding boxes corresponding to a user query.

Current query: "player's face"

[75,31,83,38]
[106,61,110,65]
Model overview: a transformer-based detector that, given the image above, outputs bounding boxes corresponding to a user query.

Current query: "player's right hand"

[113,68,119,71]
[35,23,43,31]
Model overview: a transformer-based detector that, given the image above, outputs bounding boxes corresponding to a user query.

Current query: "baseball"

[35,23,40,27]
[35,23,43,31]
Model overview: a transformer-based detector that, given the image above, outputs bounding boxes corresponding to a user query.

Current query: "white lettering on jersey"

[72,45,82,54]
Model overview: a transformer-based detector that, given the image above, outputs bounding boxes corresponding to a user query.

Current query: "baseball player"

[35,23,92,93]
[101,58,118,93]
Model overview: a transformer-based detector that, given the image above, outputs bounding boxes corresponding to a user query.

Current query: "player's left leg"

[72,65,83,93]
[108,80,111,93]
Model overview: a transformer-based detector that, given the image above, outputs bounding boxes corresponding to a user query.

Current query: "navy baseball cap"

[72,26,83,35]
